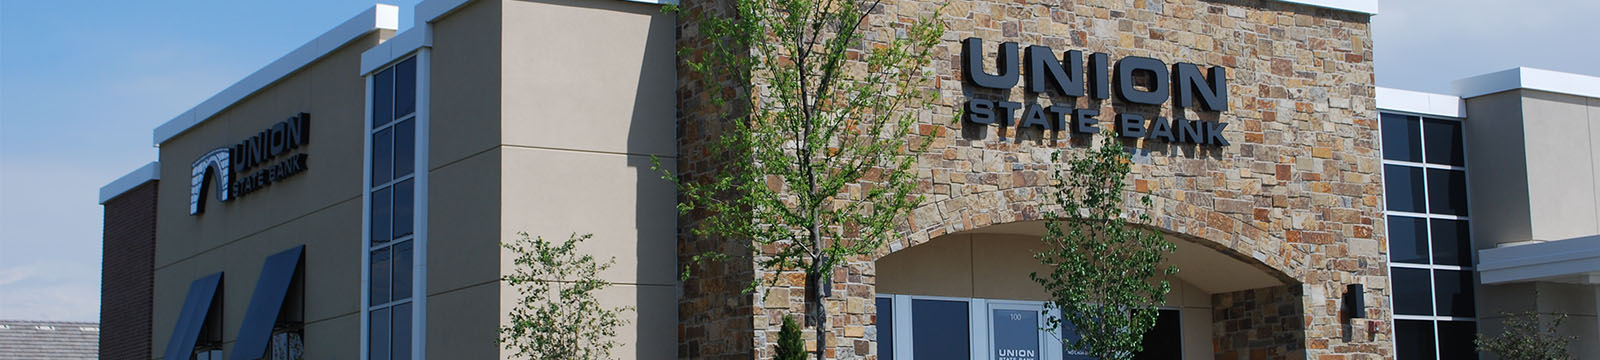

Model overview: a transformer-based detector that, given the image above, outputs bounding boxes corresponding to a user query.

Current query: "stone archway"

[873,219,1307,359]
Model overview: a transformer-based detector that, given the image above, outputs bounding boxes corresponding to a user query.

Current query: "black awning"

[162,272,223,360]
[231,245,305,360]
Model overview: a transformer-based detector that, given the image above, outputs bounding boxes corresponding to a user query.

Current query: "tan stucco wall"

[1465,89,1600,246]
[152,29,391,359]
[1519,90,1600,241]
[1465,89,1600,359]
[423,0,504,358]
[875,233,1214,360]
[497,0,679,358]
[1462,90,1533,248]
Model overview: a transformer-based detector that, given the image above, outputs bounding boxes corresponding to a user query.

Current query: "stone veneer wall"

[1214,284,1307,359]
[675,0,1390,359]
[673,0,758,357]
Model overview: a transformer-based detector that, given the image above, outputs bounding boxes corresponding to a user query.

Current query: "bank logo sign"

[189,113,311,215]
[961,38,1230,145]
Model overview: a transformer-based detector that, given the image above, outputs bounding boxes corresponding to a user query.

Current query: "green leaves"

[1477,311,1577,360]
[498,233,631,360]
[774,315,808,360]
[1032,132,1176,360]
[662,0,947,358]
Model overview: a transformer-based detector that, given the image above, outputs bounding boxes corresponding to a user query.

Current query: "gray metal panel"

[230,245,305,360]
[162,273,222,360]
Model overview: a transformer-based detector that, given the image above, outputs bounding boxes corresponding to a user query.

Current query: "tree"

[774,315,808,360]
[1031,132,1178,360]
[1477,311,1576,360]
[498,233,631,360]
[660,0,947,357]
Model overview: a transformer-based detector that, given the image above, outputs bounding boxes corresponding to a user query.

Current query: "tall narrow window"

[1380,112,1475,360]
[367,56,419,360]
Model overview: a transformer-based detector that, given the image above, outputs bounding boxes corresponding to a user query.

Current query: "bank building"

[94,0,1600,359]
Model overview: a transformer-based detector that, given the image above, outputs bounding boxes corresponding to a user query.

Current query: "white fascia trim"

[1452,67,1600,100]
[1376,87,1465,118]
[1478,234,1600,284]
[361,28,430,75]
[361,0,475,75]
[99,162,161,204]
[1275,0,1377,15]
[152,4,400,146]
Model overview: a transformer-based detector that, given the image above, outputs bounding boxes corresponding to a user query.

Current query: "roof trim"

[1478,234,1600,284]
[1376,86,1464,118]
[1275,0,1378,15]
[1452,67,1600,100]
[99,162,161,204]
[360,0,476,75]
[152,4,399,146]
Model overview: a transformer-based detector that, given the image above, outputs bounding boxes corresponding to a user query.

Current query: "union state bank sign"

[189,113,312,215]
[960,38,1231,146]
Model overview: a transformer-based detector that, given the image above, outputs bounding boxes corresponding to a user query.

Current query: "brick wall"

[677,0,1390,358]
[99,181,157,359]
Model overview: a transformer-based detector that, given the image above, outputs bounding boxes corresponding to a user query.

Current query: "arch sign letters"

[962,38,1230,146]
[189,113,312,215]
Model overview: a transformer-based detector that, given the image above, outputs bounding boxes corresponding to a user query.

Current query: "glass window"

[1382,111,1474,360]
[266,331,304,360]
[992,308,1039,360]
[374,68,394,129]
[370,308,390,360]
[911,299,969,359]
[1394,320,1436,360]
[394,241,412,301]
[1430,219,1471,266]
[1436,321,1478,359]
[193,349,222,360]
[394,58,416,119]
[1425,169,1469,216]
[1422,118,1464,166]
[369,56,421,360]
[371,248,390,306]
[371,187,391,244]
[1385,165,1426,213]
[1391,268,1433,315]
[394,120,415,178]
[1388,216,1429,264]
[1061,318,1092,360]
[393,303,413,360]
[393,180,413,239]
[1433,270,1475,318]
[876,297,893,359]
[372,127,393,186]
[1382,113,1421,162]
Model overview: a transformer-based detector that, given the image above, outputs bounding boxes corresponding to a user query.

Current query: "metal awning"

[231,245,306,360]
[163,273,223,360]
[1479,234,1600,285]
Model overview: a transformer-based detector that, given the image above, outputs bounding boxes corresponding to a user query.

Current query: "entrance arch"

[872,220,1305,359]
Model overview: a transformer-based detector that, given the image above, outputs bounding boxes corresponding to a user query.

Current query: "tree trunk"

[811,232,827,360]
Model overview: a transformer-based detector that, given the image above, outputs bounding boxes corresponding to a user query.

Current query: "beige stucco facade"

[151,28,391,359]
[1460,87,1600,359]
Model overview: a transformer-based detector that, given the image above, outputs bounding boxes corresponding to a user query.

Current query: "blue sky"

[0,0,1596,321]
